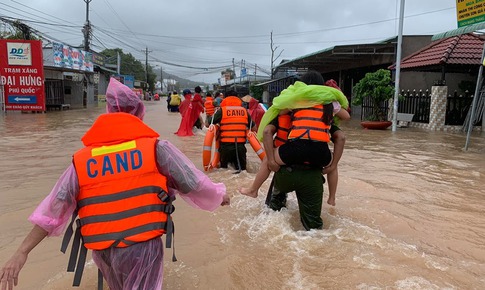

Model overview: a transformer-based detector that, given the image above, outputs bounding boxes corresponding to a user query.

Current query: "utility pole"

[141,47,151,91]
[116,51,121,75]
[82,0,92,51]
[232,58,236,93]
[160,66,163,93]
[254,64,257,81]
[391,0,405,132]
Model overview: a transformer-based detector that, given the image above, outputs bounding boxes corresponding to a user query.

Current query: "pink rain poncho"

[175,90,204,136]
[247,97,265,128]
[29,78,226,289]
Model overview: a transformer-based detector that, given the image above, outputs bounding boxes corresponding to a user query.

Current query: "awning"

[432,22,485,41]
[254,75,298,87]
[275,42,396,73]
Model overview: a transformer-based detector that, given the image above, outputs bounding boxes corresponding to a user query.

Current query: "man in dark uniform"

[211,90,256,172]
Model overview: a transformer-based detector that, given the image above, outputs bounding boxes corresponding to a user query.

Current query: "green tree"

[100,48,157,92]
[249,84,264,101]
[352,69,395,121]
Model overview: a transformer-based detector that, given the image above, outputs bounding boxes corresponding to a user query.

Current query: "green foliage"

[100,48,157,91]
[249,84,264,101]
[352,69,394,121]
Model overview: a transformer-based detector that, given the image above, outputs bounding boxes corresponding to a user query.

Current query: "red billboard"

[0,39,45,111]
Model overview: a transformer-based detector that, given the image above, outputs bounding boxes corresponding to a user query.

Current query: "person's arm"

[1,166,79,289]
[248,114,257,132]
[335,107,350,120]
[332,101,351,121]
[0,225,48,289]
[262,124,279,172]
[212,110,222,125]
[156,140,229,211]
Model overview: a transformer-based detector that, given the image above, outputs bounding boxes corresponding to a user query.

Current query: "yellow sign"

[457,0,485,27]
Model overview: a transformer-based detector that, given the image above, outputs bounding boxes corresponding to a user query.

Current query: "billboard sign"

[0,40,46,111]
[113,74,135,88]
[52,42,93,72]
[456,0,485,27]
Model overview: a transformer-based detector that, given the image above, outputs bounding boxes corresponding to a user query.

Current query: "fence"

[44,80,64,105]
[445,91,474,125]
[360,98,390,121]
[398,89,431,123]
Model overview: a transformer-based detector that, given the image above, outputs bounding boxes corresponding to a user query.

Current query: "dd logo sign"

[10,48,24,54]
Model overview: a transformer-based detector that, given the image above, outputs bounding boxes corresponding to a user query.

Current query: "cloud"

[1,0,458,83]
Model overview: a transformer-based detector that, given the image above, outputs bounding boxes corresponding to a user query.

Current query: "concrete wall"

[400,71,477,95]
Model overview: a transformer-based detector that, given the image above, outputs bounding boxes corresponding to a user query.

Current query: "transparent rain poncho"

[28,78,226,289]
[106,77,146,120]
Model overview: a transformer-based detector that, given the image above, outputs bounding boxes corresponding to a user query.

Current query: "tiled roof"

[390,33,485,69]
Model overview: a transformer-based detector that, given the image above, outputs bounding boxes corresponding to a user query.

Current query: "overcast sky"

[0,0,458,83]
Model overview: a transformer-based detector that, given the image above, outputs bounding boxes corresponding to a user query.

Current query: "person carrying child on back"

[240,70,350,198]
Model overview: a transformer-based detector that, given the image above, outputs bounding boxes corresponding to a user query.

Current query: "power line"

[9,0,80,26]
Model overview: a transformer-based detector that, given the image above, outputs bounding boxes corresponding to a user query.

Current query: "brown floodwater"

[0,100,484,290]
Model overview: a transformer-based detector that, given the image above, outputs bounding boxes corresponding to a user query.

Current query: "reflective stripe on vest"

[288,105,331,142]
[73,137,170,250]
[220,106,248,143]
[204,97,215,116]
[274,114,292,147]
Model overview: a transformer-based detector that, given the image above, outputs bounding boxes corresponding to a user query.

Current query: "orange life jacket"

[273,114,292,147]
[204,97,215,116]
[64,113,175,286]
[288,105,331,142]
[220,106,248,143]
[220,96,242,107]
[72,113,172,250]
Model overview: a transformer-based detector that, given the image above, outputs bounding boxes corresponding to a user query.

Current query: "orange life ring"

[247,131,266,161]
[202,124,220,171]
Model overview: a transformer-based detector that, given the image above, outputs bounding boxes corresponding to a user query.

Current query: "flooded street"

[1,101,484,289]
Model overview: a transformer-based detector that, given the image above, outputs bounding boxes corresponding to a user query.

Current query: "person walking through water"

[0,78,230,290]
[169,90,181,112]
[211,90,257,172]
[240,71,349,229]
[175,89,200,136]
[204,92,216,127]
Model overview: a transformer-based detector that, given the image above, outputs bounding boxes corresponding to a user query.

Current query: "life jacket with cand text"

[61,113,176,287]
[220,105,249,143]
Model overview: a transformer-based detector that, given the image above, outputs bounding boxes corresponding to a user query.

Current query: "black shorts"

[278,139,331,168]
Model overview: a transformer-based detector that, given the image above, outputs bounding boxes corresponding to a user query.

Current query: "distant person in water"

[175,89,201,136]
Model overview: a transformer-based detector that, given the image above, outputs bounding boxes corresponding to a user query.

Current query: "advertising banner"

[0,39,46,111]
[456,0,485,27]
[52,42,93,72]
[113,74,135,88]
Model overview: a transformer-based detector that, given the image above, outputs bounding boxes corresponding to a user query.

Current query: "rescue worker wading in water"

[211,90,257,172]
[240,70,350,230]
[204,92,216,127]
[0,78,230,290]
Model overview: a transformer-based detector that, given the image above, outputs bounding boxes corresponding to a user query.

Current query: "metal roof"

[275,40,397,73]
[432,22,485,41]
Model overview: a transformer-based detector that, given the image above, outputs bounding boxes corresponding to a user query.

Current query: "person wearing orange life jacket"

[204,92,216,127]
[240,71,349,230]
[0,78,230,290]
[211,90,256,172]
